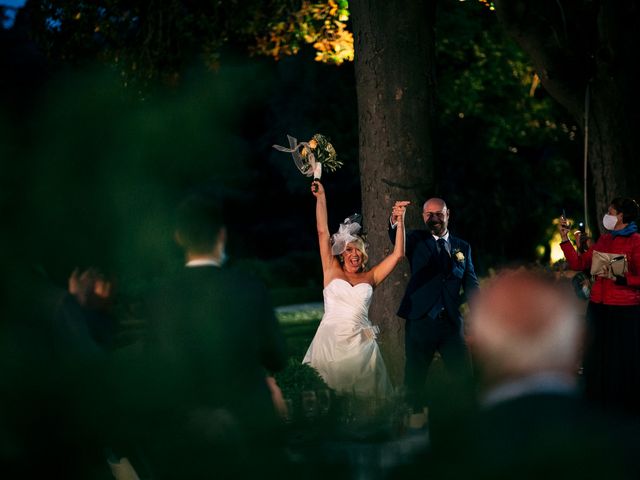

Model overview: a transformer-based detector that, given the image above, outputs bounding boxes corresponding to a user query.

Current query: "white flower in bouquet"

[273,133,343,180]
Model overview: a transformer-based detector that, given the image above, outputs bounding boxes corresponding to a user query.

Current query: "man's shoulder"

[407,229,432,240]
[449,234,472,249]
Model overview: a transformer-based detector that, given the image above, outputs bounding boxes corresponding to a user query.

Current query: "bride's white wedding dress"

[302,278,393,397]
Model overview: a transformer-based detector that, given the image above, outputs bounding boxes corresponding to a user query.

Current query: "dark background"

[0,1,584,303]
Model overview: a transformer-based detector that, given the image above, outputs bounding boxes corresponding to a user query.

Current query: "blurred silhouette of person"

[0,261,116,479]
[449,268,636,480]
[389,197,479,427]
[559,197,640,417]
[134,192,288,479]
[55,267,115,356]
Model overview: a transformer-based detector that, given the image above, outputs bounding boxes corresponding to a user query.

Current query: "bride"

[302,180,408,398]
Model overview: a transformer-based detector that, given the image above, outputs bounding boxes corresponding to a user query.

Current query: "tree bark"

[494,0,640,231]
[351,0,437,382]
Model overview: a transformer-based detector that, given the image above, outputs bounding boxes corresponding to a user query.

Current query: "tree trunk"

[351,0,437,383]
[494,0,640,232]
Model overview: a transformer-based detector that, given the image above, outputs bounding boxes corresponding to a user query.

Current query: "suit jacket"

[392,389,638,480]
[456,393,637,480]
[132,265,289,478]
[390,227,479,324]
[143,265,287,423]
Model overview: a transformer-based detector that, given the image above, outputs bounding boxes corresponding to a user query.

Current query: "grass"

[276,305,323,361]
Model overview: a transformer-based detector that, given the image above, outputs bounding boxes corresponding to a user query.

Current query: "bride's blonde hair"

[338,236,369,271]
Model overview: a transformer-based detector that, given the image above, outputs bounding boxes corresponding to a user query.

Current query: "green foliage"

[7,64,268,281]
[437,2,573,150]
[435,0,582,270]
[251,1,353,65]
[311,133,342,172]
[274,357,328,400]
[10,0,586,274]
[25,0,353,89]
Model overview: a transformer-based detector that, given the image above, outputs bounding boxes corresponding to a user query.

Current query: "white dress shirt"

[481,372,577,409]
[433,232,450,255]
[185,258,221,267]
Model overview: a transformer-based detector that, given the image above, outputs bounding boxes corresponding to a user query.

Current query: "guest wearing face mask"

[559,197,640,417]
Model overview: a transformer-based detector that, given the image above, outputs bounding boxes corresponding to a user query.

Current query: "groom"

[390,197,479,425]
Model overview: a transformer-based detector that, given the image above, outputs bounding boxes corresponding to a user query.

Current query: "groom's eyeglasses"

[424,211,446,219]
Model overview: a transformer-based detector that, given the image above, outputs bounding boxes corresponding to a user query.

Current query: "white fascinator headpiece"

[331,214,363,256]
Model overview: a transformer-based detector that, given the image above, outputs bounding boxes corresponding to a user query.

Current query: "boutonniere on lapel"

[453,249,465,263]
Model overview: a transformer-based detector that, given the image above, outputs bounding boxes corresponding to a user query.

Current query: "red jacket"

[561,232,640,306]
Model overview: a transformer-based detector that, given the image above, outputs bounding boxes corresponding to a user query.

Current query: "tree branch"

[494,0,595,121]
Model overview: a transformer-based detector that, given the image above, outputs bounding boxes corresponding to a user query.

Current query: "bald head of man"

[422,198,449,237]
[469,268,583,386]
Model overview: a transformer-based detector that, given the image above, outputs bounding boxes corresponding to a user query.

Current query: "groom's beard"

[427,220,445,235]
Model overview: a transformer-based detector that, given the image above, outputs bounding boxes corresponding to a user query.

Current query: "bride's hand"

[392,200,410,224]
[311,180,325,197]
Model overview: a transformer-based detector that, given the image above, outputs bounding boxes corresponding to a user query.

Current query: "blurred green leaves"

[435,1,582,269]
[25,0,354,90]
[8,63,268,282]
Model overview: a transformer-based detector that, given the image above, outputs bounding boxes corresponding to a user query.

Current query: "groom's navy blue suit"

[390,226,479,411]
[394,230,478,324]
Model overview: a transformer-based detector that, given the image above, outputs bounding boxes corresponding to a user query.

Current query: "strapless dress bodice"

[321,278,373,325]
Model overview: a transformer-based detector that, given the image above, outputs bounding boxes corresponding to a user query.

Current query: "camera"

[575,221,589,253]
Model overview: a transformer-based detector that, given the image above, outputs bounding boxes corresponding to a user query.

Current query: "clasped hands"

[68,267,113,310]
[392,201,411,224]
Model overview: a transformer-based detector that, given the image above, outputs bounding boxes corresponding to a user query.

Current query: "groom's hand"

[391,201,411,224]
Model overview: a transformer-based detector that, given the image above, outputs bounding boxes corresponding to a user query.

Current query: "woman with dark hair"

[302,180,409,398]
[559,197,640,416]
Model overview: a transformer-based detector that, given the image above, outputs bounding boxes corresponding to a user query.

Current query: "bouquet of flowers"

[273,133,343,180]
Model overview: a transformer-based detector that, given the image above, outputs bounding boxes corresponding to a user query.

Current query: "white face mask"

[602,214,618,231]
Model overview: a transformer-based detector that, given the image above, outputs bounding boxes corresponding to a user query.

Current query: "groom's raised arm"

[390,216,418,258]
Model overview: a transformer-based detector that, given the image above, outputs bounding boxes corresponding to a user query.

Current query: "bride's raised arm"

[312,180,336,274]
[371,201,409,286]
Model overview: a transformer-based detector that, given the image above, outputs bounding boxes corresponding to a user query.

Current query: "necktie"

[427,238,450,319]
[437,238,451,273]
